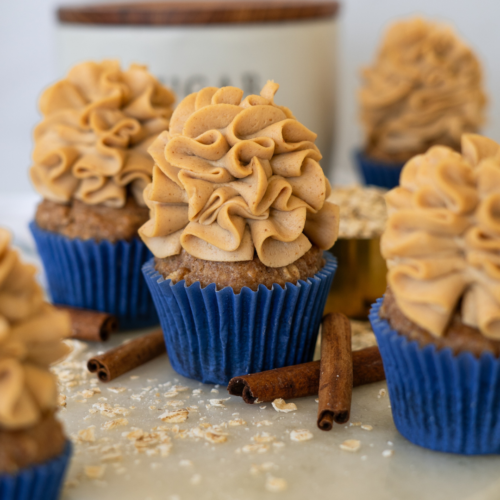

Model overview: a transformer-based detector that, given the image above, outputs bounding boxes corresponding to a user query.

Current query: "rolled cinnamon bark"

[317,313,353,431]
[87,330,166,382]
[55,305,118,341]
[227,346,384,404]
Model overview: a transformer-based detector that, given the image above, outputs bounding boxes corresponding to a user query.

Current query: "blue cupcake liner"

[143,253,337,384]
[0,441,72,500]
[30,221,158,330]
[370,298,500,455]
[354,149,404,189]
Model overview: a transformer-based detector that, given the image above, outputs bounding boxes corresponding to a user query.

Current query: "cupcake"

[29,60,175,329]
[370,134,500,454]
[140,82,339,384]
[0,228,72,498]
[325,185,387,319]
[357,17,486,189]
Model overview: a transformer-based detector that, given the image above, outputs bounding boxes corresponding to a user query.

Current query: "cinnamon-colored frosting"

[360,18,486,162]
[30,60,175,208]
[0,229,70,430]
[139,82,339,267]
[382,134,500,339]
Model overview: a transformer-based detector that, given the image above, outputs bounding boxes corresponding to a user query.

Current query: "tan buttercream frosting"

[0,228,70,430]
[139,82,339,267]
[382,134,500,340]
[30,60,175,208]
[360,17,486,162]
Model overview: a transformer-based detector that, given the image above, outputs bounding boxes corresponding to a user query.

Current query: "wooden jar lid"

[58,1,340,26]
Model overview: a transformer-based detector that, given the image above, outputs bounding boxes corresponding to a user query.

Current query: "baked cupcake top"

[381,134,500,339]
[139,82,339,267]
[0,229,70,429]
[30,60,175,208]
[360,17,486,163]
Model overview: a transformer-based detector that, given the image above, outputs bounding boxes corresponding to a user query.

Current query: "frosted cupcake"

[0,228,72,498]
[357,17,486,189]
[141,82,339,384]
[370,134,500,454]
[30,60,175,329]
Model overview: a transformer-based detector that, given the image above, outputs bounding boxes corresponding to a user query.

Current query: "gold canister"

[324,237,387,319]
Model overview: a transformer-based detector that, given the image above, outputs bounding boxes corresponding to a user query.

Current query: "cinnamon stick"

[227,346,384,404]
[56,305,118,342]
[317,313,352,431]
[87,330,166,382]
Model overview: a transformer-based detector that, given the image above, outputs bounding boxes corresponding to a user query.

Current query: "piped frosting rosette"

[381,134,500,339]
[360,18,486,161]
[30,60,175,208]
[139,82,339,267]
[0,228,70,430]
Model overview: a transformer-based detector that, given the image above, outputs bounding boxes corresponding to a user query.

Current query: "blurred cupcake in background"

[29,60,175,330]
[356,17,487,189]
[370,134,500,454]
[141,81,339,384]
[0,228,72,499]
[325,185,387,319]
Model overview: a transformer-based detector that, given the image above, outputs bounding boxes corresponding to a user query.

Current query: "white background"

[1,0,499,195]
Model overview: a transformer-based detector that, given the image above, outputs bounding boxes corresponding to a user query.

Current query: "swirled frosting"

[381,134,500,339]
[360,17,486,162]
[30,60,175,208]
[0,229,70,429]
[139,82,339,267]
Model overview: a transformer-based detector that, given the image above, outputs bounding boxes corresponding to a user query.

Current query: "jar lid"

[58,1,340,26]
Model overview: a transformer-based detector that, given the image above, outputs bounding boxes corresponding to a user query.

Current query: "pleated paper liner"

[354,149,404,190]
[143,253,337,385]
[0,441,71,500]
[370,298,500,455]
[30,222,158,330]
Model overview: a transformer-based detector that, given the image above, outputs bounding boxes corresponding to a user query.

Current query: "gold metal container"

[324,237,387,319]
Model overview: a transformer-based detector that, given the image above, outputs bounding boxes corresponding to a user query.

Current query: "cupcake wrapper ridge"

[143,253,337,385]
[0,441,71,500]
[30,221,158,330]
[370,298,500,455]
[354,149,404,190]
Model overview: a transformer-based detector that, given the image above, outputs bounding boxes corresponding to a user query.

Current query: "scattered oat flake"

[252,432,276,444]
[242,444,270,454]
[272,399,297,413]
[180,459,193,467]
[85,465,106,479]
[361,425,373,431]
[159,443,173,457]
[101,453,122,463]
[81,390,95,398]
[58,394,67,407]
[382,449,394,458]
[77,426,96,443]
[159,409,189,423]
[340,439,361,452]
[290,429,313,442]
[192,389,201,395]
[164,400,185,407]
[250,462,276,475]
[260,406,267,410]
[130,375,139,380]
[149,406,157,410]
[108,387,126,394]
[350,422,362,426]
[229,419,246,426]
[209,398,230,407]
[102,419,128,431]
[191,474,202,485]
[164,391,179,398]
[266,476,288,493]
[205,430,228,444]
[210,388,219,393]
[273,441,285,449]
[255,420,273,427]
[378,389,387,398]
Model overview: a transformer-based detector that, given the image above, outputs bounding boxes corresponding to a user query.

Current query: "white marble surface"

[55,333,500,500]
